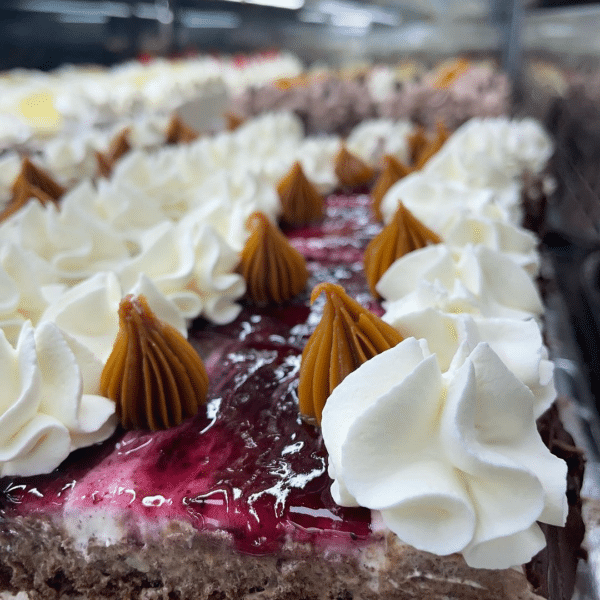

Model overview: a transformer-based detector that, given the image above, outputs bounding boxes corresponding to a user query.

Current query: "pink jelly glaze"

[0,193,383,555]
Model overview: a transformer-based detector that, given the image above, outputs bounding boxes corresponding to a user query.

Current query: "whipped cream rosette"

[0,152,22,209]
[379,172,522,233]
[108,147,208,221]
[378,244,543,321]
[423,117,553,190]
[0,319,117,477]
[0,113,32,149]
[193,170,281,248]
[384,307,555,418]
[321,337,567,569]
[294,136,341,194]
[1,242,65,345]
[442,213,540,276]
[117,218,245,324]
[346,119,414,168]
[37,131,108,186]
[0,194,130,284]
[40,272,186,364]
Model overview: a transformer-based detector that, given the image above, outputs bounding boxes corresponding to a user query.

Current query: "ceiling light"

[221,0,304,10]
[18,0,130,17]
[56,12,109,23]
[180,9,240,28]
[134,3,173,23]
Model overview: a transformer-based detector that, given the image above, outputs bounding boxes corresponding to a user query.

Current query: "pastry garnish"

[407,126,429,166]
[100,294,208,430]
[414,122,450,169]
[433,57,470,89]
[1,157,65,222]
[273,74,310,90]
[364,202,441,298]
[298,282,403,424]
[277,161,324,226]
[239,211,309,304]
[371,155,412,221]
[165,115,199,144]
[96,128,131,177]
[334,146,375,188]
[225,112,245,131]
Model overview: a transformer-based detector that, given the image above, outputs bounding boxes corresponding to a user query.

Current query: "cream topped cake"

[0,113,585,599]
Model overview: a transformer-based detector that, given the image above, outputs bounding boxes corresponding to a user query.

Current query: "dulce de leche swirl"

[334,146,375,188]
[95,128,132,178]
[298,282,403,425]
[1,157,65,222]
[100,294,208,430]
[364,202,441,299]
[277,161,324,226]
[371,155,412,222]
[239,211,309,304]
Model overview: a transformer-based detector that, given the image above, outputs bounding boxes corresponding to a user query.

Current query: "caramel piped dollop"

[371,155,412,221]
[96,128,131,178]
[298,283,403,424]
[277,161,324,226]
[165,115,199,144]
[414,122,450,170]
[433,58,471,89]
[225,112,245,131]
[239,211,309,304]
[407,126,429,166]
[100,295,208,430]
[364,202,442,298]
[334,146,375,189]
[1,158,65,222]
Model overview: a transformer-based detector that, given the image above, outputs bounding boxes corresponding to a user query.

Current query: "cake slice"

[0,115,585,600]
[0,189,584,600]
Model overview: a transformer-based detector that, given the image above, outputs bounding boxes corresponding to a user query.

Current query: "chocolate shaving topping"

[1,157,65,222]
[277,161,324,226]
[298,282,403,425]
[364,202,442,298]
[100,294,208,430]
[238,211,309,305]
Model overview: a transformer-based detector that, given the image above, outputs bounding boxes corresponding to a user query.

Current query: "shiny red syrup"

[0,193,382,555]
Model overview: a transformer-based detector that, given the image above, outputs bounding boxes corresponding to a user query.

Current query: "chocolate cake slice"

[0,190,585,600]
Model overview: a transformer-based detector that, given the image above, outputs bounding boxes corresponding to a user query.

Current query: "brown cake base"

[1,514,549,600]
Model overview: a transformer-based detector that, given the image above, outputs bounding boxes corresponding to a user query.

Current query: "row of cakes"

[0,108,562,522]
[0,52,303,146]
[1,107,582,579]
[0,57,510,198]
[229,57,511,134]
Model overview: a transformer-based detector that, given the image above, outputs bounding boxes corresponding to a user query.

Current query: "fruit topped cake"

[0,112,585,600]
